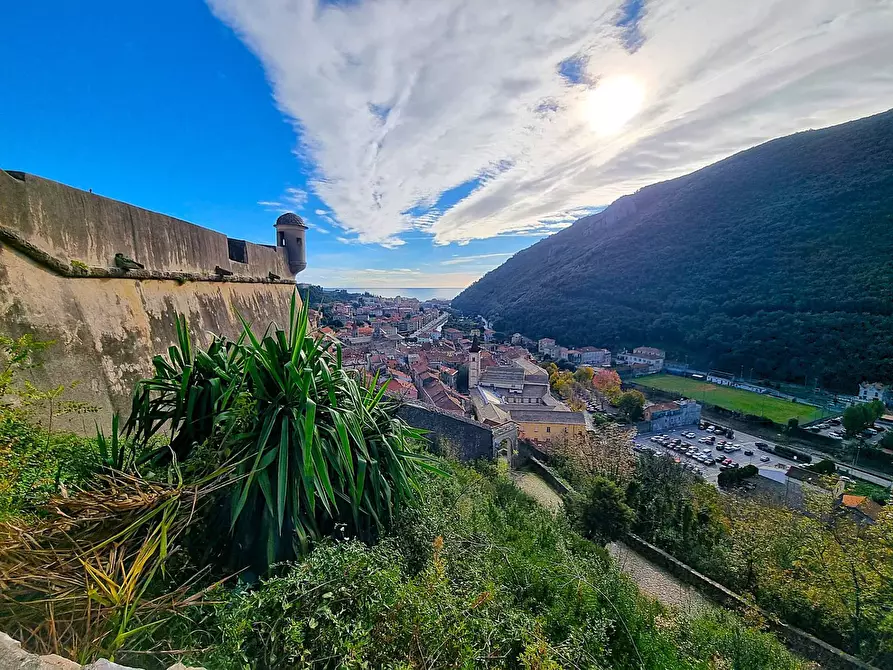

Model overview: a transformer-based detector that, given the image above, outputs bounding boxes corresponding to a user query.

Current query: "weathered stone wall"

[396,402,493,462]
[0,244,296,430]
[0,631,202,670]
[0,170,289,278]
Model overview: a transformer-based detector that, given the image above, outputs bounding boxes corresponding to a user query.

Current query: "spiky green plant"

[125,314,245,462]
[126,291,443,572]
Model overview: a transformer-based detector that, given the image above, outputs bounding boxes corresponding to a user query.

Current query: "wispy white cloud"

[440,252,513,266]
[213,0,893,245]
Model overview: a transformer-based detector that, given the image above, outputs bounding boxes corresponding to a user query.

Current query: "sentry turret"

[275,212,308,276]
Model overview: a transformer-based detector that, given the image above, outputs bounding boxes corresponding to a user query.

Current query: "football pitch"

[634,374,831,425]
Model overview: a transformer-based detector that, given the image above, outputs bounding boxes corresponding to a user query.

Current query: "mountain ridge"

[452,109,893,392]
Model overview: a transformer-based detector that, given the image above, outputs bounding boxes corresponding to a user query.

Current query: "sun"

[584,75,645,136]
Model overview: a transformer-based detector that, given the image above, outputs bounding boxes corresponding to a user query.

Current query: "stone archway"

[492,422,519,469]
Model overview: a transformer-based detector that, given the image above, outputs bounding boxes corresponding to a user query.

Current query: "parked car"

[744,450,754,456]
[760,455,771,462]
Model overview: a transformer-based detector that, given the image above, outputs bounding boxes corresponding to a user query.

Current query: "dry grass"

[0,471,228,661]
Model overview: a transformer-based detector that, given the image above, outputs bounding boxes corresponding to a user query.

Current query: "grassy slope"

[635,374,830,424]
[135,461,806,670]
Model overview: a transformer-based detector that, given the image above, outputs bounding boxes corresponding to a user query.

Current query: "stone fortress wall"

[0,169,305,430]
[0,170,291,277]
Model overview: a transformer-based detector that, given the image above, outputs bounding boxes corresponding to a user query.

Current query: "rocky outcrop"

[0,633,203,670]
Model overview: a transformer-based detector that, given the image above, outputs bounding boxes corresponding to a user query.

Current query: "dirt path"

[509,469,710,613]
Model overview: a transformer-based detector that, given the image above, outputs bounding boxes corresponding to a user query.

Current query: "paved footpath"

[510,470,564,512]
[608,542,711,613]
[510,469,711,613]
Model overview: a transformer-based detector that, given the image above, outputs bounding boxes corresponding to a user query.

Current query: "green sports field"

[634,374,832,425]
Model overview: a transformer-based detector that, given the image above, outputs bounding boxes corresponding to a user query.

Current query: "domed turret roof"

[276,212,308,228]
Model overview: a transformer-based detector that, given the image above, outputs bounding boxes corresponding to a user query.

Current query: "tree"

[807,459,837,475]
[843,403,879,437]
[573,366,595,384]
[569,476,635,545]
[787,417,799,432]
[552,426,637,487]
[717,464,758,488]
[616,390,645,422]
[456,365,469,393]
[592,369,622,402]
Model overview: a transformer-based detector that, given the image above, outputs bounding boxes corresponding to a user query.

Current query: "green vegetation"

[806,459,837,475]
[565,476,635,544]
[140,463,805,670]
[635,374,828,424]
[842,399,885,436]
[717,463,758,488]
[0,334,99,520]
[452,109,893,393]
[616,390,645,422]
[0,293,439,660]
[552,427,892,665]
[0,304,813,669]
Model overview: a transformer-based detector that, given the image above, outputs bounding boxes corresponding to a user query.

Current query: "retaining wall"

[623,534,880,670]
[396,402,493,461]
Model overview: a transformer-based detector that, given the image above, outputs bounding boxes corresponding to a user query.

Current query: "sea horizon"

[323,287,462,301]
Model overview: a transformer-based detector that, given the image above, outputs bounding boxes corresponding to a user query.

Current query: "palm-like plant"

[126,291,442,572]
[125,314,246,463]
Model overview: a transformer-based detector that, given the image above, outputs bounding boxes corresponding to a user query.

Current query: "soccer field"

[634,374,830,425]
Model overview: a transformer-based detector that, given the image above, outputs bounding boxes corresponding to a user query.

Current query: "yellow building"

[508,409,587,442]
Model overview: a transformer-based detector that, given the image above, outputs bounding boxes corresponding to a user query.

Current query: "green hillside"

[452,110,893,393]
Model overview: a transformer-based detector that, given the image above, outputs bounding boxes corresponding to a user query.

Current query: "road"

[408,311,449,338]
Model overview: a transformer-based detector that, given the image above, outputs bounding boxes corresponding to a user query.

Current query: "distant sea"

[327,287,462,301]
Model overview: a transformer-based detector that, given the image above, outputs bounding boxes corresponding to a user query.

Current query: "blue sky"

[3,1,891,289]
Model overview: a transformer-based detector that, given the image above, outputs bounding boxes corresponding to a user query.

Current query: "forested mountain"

[452,110,893,392]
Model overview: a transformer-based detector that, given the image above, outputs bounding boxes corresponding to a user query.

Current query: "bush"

[807,459,837,475]
[567,476,634,544]
[133,462,807,670]
[124,293,442,574]
[717,464,758,488]
[0,411,98,519]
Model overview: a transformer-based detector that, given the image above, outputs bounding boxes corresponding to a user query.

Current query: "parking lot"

[633,423,804,486]
[806,416,892,447]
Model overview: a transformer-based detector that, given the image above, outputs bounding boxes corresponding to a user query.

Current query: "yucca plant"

[125,313,246,463]
[126,290,443,572]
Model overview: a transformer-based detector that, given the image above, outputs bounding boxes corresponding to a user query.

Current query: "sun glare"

[584,75,645,136]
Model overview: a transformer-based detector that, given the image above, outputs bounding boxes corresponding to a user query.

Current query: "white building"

[468,337,482,389]
[538,337,557,357]
[579,346,611,367]
[859,382,888,403]
[617,346,665,372]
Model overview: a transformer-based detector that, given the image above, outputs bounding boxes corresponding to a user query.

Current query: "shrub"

[125,292,443,573]
[807,459,837,475]
[567,476,635,544]
[135,461,807,670]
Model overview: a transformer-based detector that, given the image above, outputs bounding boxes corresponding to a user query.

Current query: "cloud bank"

[210,0,893,245]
